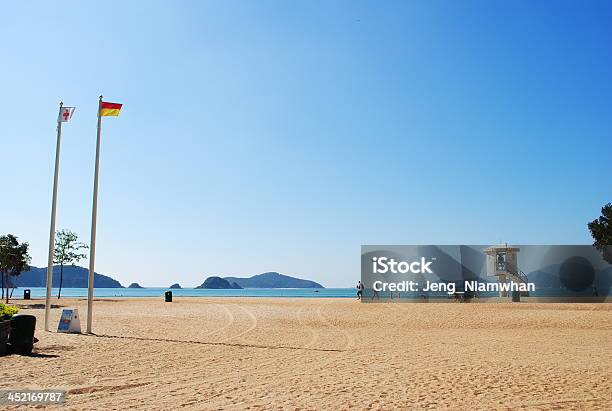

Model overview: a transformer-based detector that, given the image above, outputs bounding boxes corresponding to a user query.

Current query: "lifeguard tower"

[484,244,529,298]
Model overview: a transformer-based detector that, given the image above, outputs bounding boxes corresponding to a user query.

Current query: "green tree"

[588,203,612,264]
[0,234,31,303]
[54,230,88,299]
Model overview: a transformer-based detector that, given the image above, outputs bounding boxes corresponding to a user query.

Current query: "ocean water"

[13,287,357,299]
[10,287,605,299]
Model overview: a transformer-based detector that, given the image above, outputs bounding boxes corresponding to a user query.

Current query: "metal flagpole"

[44,102,64,332]
[86,95,103,334]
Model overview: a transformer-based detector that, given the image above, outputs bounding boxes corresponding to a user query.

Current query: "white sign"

[57,309,81,333]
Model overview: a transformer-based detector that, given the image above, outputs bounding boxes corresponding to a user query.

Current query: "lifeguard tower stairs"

[484,244,530,298]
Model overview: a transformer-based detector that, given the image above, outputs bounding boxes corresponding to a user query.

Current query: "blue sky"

[1,1,610,287]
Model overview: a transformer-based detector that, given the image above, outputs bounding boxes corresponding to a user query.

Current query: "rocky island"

[195,272,324,289]
[196,277,242,289]
[225,272,323,288]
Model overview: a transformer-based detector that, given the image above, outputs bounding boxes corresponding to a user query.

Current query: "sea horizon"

[10,286,605,299]
[13,287,356,299]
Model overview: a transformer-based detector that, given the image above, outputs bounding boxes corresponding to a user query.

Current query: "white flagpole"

[86,95,103,334]
[44,102,64,332]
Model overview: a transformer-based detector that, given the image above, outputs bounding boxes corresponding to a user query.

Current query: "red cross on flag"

[58,106,75,122]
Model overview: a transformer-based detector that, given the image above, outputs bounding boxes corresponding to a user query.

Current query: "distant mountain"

[224,272,324,288]
[128,283,143,289]
[169,283,182,289]
[196,276,242,289]
[14,265,123,288]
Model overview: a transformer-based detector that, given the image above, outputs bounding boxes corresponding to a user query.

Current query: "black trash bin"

[9,314,36,355]
[0,321,10,357]
[24,289,31,300]
[165,291,172,302]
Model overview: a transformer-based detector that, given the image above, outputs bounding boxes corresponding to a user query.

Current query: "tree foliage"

[0,303,19,320]
[588,203,612,264]
[0,234,31,303]
[54,230,88,299]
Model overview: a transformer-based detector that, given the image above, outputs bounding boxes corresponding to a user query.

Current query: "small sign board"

[57,309,81,333]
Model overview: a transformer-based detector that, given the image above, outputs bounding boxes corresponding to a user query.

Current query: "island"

[14,265,123,288]
[194,272,324,289]
[224,272,323,288]
[169,283,182,289]
[128,283,144,289]
[195,276,242,289]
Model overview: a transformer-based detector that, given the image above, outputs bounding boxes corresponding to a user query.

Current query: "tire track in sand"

[83,303,237,388]
[204,303,235,339]
[298,304,320,349]
[154,302,325,405]
[317,301,355,350]
[210,303,327,408]
[212,302,348,409]
[225,303,258,342]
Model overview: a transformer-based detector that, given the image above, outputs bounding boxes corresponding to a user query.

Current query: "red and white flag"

[58,106,75,122]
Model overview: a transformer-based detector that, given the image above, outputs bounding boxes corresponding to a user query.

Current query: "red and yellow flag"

[99,101,123,117]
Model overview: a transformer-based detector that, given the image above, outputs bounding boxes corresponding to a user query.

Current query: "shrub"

[0,303,19,321]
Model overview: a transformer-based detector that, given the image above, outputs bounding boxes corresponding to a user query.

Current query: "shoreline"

[10,295,612,304]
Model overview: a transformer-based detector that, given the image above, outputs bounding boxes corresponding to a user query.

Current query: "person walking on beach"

[356,281,364,299]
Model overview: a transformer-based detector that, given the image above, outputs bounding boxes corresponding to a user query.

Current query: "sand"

[1,298,611,410]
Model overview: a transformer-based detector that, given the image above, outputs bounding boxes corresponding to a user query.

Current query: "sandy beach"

[1,298,611,410]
